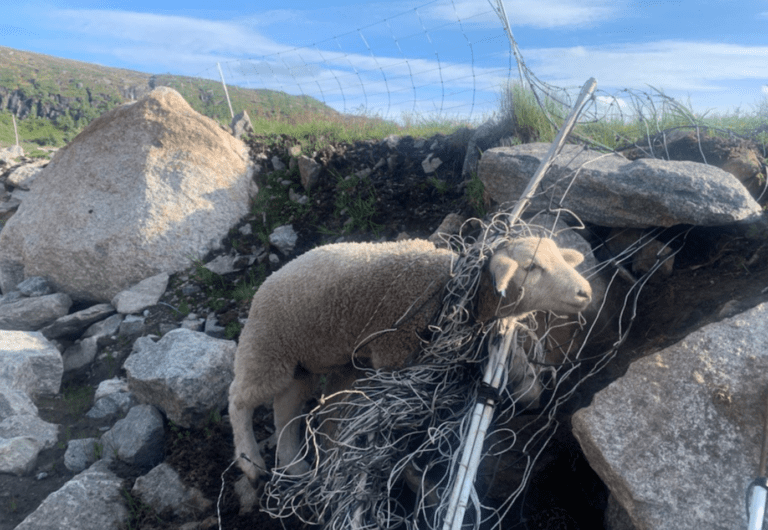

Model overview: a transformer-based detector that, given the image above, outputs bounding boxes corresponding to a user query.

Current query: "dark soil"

[2,132,767,530]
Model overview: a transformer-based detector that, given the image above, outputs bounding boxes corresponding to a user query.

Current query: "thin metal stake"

[217,62,235,120]
[442,77,597,530]
[748,388,768,530]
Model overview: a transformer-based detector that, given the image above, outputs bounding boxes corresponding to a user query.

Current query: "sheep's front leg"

[273,372,315,475]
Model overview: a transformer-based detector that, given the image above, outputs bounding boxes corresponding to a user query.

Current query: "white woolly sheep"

[228,236,592,482]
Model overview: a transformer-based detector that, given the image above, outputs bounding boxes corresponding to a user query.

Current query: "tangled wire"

[258,208,681,529]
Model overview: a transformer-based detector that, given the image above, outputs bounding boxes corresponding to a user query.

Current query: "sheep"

[227,236,592,483]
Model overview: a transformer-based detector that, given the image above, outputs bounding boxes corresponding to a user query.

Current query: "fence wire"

[200,1,764,528]
[258,150,682,528]
[190,0,511,122]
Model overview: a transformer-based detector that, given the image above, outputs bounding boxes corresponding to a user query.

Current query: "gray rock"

[40,303,116,339]
[0,330,63,397]
[111,272,169,314]
[0,411,58,445]
[132,462,212,518]
[0,383,39,417]
[119,314,145,338]
[94,377,129,401]
[16,276,54,297]
[7,159,47,190]
[87,378,136,419]
[0,290,23,305]
[180,317,204,332]
[461,117,512,179]
[124,328,235,427]
[0,436,39,475]
[10,187,30,203]
[158,323,178,335]
[289,187,308,205]
[62,336,99,372]
[204,254,241,275]
[100,404,164,468]
[64,437,99,473]
[382,134,400,149]
[0,197,21,217]
[573,302,768,530]
[15,460,128,530]
[479,143,764,228]
[269,224,298,255]
[421,154,443,174]
[204,312,226,337]
[0,292,72,331]
[230,109,254,139]
[298,155,321,191]
[0,145,24,164]
[86,391,136,420]
[271,156,286,171]
[0,87,254,303]
[81,313,124,344]
[0,382,59,475]
[428,213,466,247]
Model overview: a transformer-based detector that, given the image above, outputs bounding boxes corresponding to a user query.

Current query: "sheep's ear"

[560,248,585,267]
[489,253,519,298]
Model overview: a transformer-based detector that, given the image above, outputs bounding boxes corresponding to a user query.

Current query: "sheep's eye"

[524,262,537,272]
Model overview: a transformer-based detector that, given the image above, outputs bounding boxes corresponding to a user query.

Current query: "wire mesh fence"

[252,86,691,526]
[256,211,682,529]
[191,0,514,123]
[201,2,765,528]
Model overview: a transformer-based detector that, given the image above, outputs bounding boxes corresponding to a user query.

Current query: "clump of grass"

[329,169,383,236]
[499,83,768,153]
[465,172,486,217]
[62,383,94,416]
[499,83,563,144]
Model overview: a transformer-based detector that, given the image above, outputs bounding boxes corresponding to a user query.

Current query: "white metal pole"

[11,114,19,146]
[441,77,597,530]
[217,62,235,120]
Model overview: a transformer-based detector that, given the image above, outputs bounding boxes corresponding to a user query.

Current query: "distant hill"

[0,46,339,139]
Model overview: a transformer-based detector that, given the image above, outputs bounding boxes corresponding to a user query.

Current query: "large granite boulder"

[0,86,255,302]
[479,143,763,228]
[573,302,768,530]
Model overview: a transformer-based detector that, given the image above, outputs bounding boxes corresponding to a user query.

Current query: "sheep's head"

[479,237,592,320]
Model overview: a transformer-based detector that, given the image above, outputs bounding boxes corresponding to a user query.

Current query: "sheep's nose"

[577,289,592,303]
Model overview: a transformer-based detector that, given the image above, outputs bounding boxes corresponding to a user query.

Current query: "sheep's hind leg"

[228,394,267,483]
[273,371,315,475]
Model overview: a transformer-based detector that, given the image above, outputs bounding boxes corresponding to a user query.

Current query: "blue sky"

[1,0,767,122]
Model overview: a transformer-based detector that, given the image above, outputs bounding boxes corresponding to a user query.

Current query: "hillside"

[0,46,339,147]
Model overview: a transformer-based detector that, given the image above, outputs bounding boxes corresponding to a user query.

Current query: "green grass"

[246,109,468,152]
[2,43,765,160]
[497,82,768,154]
[62,383,94,416]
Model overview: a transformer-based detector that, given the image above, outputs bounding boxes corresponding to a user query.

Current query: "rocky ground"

[2,130,768,530]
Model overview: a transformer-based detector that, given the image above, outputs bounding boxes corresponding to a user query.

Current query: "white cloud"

[762,85,768,95]
[523,41,768,92]
[423,0,622,28]
[49,9,286,58]
[31,7,766,118]
[35,7,507,119]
